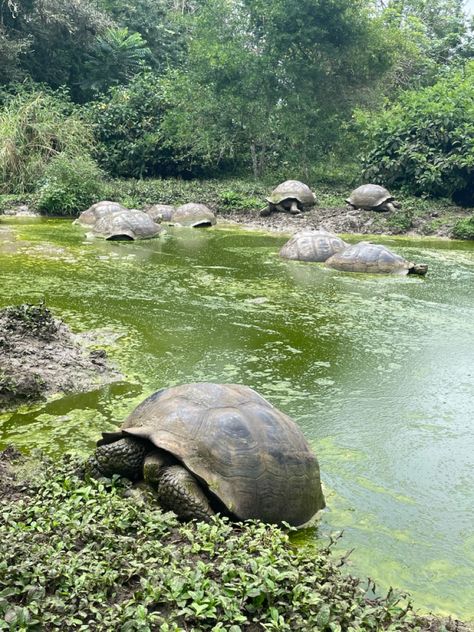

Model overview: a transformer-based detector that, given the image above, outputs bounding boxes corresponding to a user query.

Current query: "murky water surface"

[1,217,473,617]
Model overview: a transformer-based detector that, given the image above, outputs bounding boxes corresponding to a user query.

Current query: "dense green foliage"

[357,62,474,201]
[0,453,431,631]
[0,90,96,194]
[451,214,474,239]
[161,0,394,177]
[36,154,105,214]
[87,73,174,178]
[0,0,473,206]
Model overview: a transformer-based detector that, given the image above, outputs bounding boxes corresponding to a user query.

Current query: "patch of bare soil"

[0,303,123,410]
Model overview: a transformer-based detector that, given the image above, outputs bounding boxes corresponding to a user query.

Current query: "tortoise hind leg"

[157,465,215,522]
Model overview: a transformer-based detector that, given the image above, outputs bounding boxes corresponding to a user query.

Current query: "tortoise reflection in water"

[86,383,325,526]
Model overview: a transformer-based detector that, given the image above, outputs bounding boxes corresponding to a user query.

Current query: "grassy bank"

[0,448,468,631]
[1,177,473,239]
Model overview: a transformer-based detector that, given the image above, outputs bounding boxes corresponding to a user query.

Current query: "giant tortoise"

[74,201,126,227]
[172,204,216,227]
[146,204,176,224]
[346,185,400,213]
[279,229,348,262]
[86,382,325,526]
[91,210,162,240]
[262,180,316,216]
[325,241,428,275]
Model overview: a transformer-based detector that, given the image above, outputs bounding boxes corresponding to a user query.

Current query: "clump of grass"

[451,215,474,240]
[0,451,440,631]
[0,90,95,194]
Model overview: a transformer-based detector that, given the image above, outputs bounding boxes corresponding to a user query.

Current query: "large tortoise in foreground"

[87,383,325,526]
[325,242,428,275]
[279,229,348,262]
[262,180,316,216]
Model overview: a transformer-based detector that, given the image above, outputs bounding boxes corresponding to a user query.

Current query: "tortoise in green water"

[91,210,162,240]
[346,185,400,213]
[74,201,126,227]
[279,229,348,262]
[325,241,428,275]
[146,204,176,224]
[262,180,316,216]
[172,203,216,227]
[86,382,325,525]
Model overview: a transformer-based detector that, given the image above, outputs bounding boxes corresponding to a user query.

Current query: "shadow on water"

[1,217,473,618]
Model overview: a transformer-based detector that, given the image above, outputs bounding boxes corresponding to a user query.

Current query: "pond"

[1,217,473,619]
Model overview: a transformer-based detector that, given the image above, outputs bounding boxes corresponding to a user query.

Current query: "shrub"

[451,215,474,239]
[357,61,474,202]
[87,72,176,178]
[0,89,95,193]
[36,153,104,215]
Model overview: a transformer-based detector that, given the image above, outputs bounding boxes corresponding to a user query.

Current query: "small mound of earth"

[0,303,123,410]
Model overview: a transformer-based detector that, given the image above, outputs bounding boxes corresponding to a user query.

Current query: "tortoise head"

[408,262,428,276]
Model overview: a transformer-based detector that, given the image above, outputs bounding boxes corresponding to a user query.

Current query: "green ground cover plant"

[0,452,439,632]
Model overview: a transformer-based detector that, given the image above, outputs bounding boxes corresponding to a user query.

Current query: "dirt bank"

[0,303,123,410]
[220,205,471,238]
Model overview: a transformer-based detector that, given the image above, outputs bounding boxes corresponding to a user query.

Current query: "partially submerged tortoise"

[279,229,348,262]
[146,204,176,224]
[262,180,316,216]
[74,201,126,227]
[346,185,400,213]
[325,241,428,275]
[172,203,216,227]
[91,210,162,240]
[86,382,325,526]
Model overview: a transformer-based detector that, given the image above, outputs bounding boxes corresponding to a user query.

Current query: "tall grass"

[0,90,95,193]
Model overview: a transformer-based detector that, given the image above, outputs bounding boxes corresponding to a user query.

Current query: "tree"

[0,0,111,100]
[161,0,395,177]
[83,27,151,95]
[379,0,473,89]
[356,61,474,202]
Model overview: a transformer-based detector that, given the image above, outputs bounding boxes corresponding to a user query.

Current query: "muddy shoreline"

[219,206,464,238]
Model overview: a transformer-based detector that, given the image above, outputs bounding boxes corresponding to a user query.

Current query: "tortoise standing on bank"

[325,242,428,275]
[346,185,400,213]
[262,180,316,216]
[86,382,325,526]
[91,210,162,240]
[279,229,348,262]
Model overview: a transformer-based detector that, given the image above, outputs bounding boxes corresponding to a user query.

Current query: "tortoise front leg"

[86,438,146,481]
[157,465,215,522]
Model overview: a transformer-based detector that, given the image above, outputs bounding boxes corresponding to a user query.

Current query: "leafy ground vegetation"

[0,447,467,632]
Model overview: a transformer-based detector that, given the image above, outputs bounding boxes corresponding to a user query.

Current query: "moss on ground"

[0,449,468,631]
